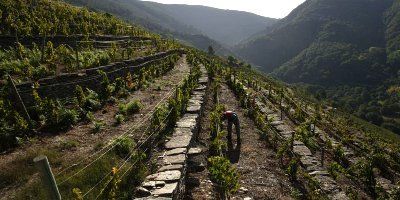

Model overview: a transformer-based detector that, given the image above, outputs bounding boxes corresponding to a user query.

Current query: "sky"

[141,0,306,18]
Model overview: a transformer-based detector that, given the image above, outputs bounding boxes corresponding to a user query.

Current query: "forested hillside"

[235,0,400,134]
[63,0,276,54]
[143,2,277,46]
[1,1,400,199]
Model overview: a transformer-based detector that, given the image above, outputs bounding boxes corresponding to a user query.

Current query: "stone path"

[236,78,349,200]
[265,89,398,196]
[135,66,208,200]
[220,83,294,200]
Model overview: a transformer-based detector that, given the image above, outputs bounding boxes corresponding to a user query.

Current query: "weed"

[94,142,104,151]
[59,140,79,151]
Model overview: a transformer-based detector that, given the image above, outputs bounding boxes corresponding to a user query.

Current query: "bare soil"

[186,83,294,200]
[0,55,190,199]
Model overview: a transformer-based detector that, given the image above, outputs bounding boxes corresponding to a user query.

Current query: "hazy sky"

[141,0,306,18]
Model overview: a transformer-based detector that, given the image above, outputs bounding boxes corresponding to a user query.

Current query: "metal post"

[34,155,61,200]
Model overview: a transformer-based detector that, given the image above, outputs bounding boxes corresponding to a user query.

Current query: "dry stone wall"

[0,35,152,48]
[232,77,349,200]
[15,49,184,106]
[135,66,208,200]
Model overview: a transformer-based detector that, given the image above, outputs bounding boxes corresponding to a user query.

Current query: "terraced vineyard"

[1,0,400,200]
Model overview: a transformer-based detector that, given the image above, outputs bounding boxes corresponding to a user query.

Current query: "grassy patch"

[0,148,62,190]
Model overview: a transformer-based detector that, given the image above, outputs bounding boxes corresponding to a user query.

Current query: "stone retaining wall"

[15,49,184,106]
[0,35,152,48]
[135,66,208,200]
[232,78,349,200]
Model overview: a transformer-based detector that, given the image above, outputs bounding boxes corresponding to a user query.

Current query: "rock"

[276,124,292,132]
[142,181,156,189]
[192,91,206,96]
[198,77,208,84]
[136,187,151,197]
[239,187,249,194]
[186,105,201,114]
[188,147,202,155]
[151,182,178,197]
[165,134,192,149]
[146,170,181,182]
[165,148,187,156]
[155,181,166,187]
[330,191,349,200]
[195,85,207,91]
[172,128,193,137]
[293,145,312,157]
[135,198,172,200]
[314,175,339,193]
[300,156,317,167]
[163,154,186,165]
[158,164,184,172]
[190,95,204,102]
[270,121,283,126]
[377,177,396,191]
[309,170,330,176]
[189,99,203,105]
[176,115,198,130]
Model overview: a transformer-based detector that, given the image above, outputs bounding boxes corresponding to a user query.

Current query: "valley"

[0,0,399,199]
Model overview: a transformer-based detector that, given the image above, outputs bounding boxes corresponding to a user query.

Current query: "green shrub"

[92,121,104,133]
[208,156,240,198]
[58,108,79,130]
[328,162,346,180]
[115,114,125,125]
[114,137,134,158]
[126,100,143,115]
[287,157,299,181]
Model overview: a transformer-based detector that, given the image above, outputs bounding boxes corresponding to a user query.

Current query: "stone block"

[293,145,312,156]
[158,164,184,172]
[172,128,193,137]
[146,170,181,182]
[165,148,187,156]
[163,154,186,165]
[186,105,201,114]
[151,182,179,197]
[165,134,192,149]
[188,147,202,155]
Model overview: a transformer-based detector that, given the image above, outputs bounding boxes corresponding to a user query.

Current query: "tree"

[208,45,215,55]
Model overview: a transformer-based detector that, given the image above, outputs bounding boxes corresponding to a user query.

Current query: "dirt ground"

[186,82,294,200]
[0,55,190,199]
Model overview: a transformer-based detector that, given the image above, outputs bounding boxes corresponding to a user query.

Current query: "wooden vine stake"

[7,75,31,123]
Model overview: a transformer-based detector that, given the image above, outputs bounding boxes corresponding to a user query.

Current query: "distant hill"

[235,0,395,78]
[235,0,400,134]
[144,2,277,46]
[63,0,275,55]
